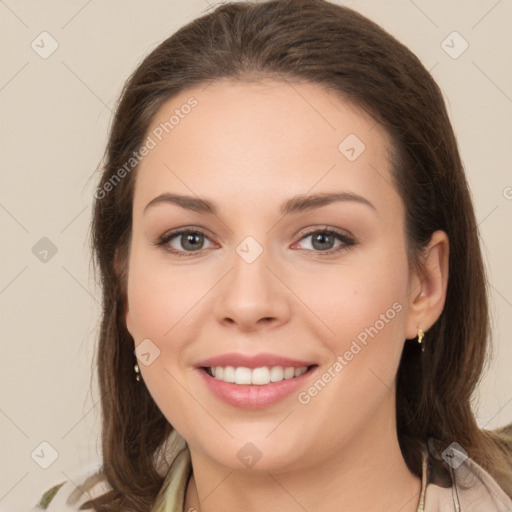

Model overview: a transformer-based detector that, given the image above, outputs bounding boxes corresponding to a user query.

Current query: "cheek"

[290,257,408,453]
[126,247,206,344]
[301,248,408,350]
[126,250,208,435]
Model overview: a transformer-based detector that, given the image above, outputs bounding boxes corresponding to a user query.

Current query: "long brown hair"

[85,0,512,509]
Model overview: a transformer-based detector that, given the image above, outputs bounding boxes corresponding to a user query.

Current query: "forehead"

[133,79,399,217]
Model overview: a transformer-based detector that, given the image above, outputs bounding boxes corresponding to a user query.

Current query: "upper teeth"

[209,366,308,385]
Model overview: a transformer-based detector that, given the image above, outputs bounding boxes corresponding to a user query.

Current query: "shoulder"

[33,464,110,511]
[453,448,512,510]
[424,436,512,511]
[35,430,190,511]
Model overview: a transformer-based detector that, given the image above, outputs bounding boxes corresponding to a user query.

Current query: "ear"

[114,247,134,337]
[404,230,449,340]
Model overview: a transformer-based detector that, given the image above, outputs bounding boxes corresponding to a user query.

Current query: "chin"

[194,434,311,473]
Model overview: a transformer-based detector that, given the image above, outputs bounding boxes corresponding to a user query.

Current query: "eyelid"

[158,225,211,241]
[295,224,355,241]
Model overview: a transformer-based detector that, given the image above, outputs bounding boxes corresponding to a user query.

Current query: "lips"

[195,352,318,408]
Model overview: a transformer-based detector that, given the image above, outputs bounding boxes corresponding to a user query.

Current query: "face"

[125,79,417,473]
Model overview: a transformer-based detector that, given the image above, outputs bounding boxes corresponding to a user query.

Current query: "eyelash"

[154,226,356,258]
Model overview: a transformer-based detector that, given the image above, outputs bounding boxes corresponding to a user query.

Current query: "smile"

[196,360,318,408]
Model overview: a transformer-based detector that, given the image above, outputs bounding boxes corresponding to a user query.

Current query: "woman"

[36,0,512,510]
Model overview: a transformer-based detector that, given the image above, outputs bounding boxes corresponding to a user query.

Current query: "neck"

[184,397,422,512]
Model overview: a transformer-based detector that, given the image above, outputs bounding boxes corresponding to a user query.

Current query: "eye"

[155,226,356,257]
[293,227,356,254]
[155,228,215,257]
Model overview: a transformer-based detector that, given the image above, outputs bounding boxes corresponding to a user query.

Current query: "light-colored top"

[35,435,512,512]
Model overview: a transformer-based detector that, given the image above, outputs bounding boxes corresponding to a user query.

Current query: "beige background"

[1,0,511,509]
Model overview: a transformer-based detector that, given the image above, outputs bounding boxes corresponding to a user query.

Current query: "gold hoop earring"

[134,363,141,382]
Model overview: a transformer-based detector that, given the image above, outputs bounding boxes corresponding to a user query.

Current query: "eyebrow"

[143,191,377,216]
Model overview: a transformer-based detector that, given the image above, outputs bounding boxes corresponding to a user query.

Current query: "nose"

[213,244,291,332]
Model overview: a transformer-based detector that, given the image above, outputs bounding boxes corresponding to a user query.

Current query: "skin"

[124,79,449,512]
